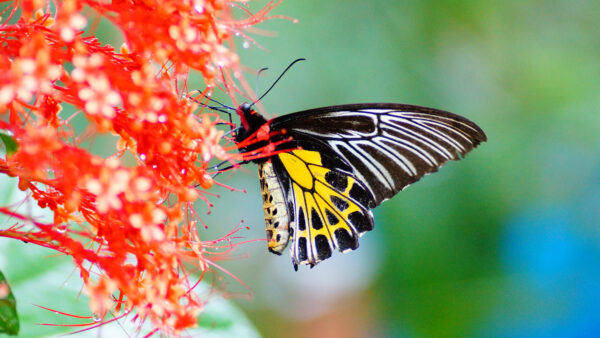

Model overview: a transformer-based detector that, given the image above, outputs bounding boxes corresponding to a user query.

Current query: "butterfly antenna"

[249,58,306,108]
[255,67,269,96]
[189,89,235,111]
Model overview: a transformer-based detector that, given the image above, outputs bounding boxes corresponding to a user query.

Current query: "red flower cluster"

[0,0,282,334]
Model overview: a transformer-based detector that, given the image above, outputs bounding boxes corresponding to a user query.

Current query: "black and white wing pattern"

[270,103,487,205]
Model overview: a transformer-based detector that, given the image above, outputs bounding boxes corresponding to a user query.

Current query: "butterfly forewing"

[270,103,487,205]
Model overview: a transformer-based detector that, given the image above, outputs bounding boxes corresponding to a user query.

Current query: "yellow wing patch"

[277,149,375,268]
[279,149,322,190]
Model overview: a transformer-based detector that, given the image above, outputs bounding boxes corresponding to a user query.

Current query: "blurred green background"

[1,0,599,337]
[204,0,600,337]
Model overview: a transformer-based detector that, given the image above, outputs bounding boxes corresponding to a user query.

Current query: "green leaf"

[0,132,18,155]
[0,270,19,335]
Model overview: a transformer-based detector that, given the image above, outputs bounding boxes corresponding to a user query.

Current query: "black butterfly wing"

[270,103,487,205]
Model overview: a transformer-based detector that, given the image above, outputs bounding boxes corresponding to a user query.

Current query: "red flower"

[0,0,284,334]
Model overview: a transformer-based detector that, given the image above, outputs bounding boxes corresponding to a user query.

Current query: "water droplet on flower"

[242,41,250,49]
[157,115,167,123]
[92,313,102,322]
[180,168,186,175]
[194,5,204,13]
[151,165,158,169]
[56,224,68,233]
[139,153,147,161]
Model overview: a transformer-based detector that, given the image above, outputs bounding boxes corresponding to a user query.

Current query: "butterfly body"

[234,103,487,270]
[257,160,291,254]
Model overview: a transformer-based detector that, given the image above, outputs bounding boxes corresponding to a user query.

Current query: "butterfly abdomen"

[258,160,291,254]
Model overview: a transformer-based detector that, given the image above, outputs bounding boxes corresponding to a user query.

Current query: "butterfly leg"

[209,160,249,178]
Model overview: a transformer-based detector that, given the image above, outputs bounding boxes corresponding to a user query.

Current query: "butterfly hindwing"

[271,149,375,268]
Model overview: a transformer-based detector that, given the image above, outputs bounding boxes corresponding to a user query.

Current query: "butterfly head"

[234,102,268,144]
[236,102,255,122]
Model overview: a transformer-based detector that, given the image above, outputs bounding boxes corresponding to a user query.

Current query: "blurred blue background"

[201,1,600,337]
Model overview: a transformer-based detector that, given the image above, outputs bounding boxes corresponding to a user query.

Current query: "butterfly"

[232,101,487,270]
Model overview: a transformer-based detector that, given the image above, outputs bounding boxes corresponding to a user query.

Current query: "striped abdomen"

[258,160,291,254]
